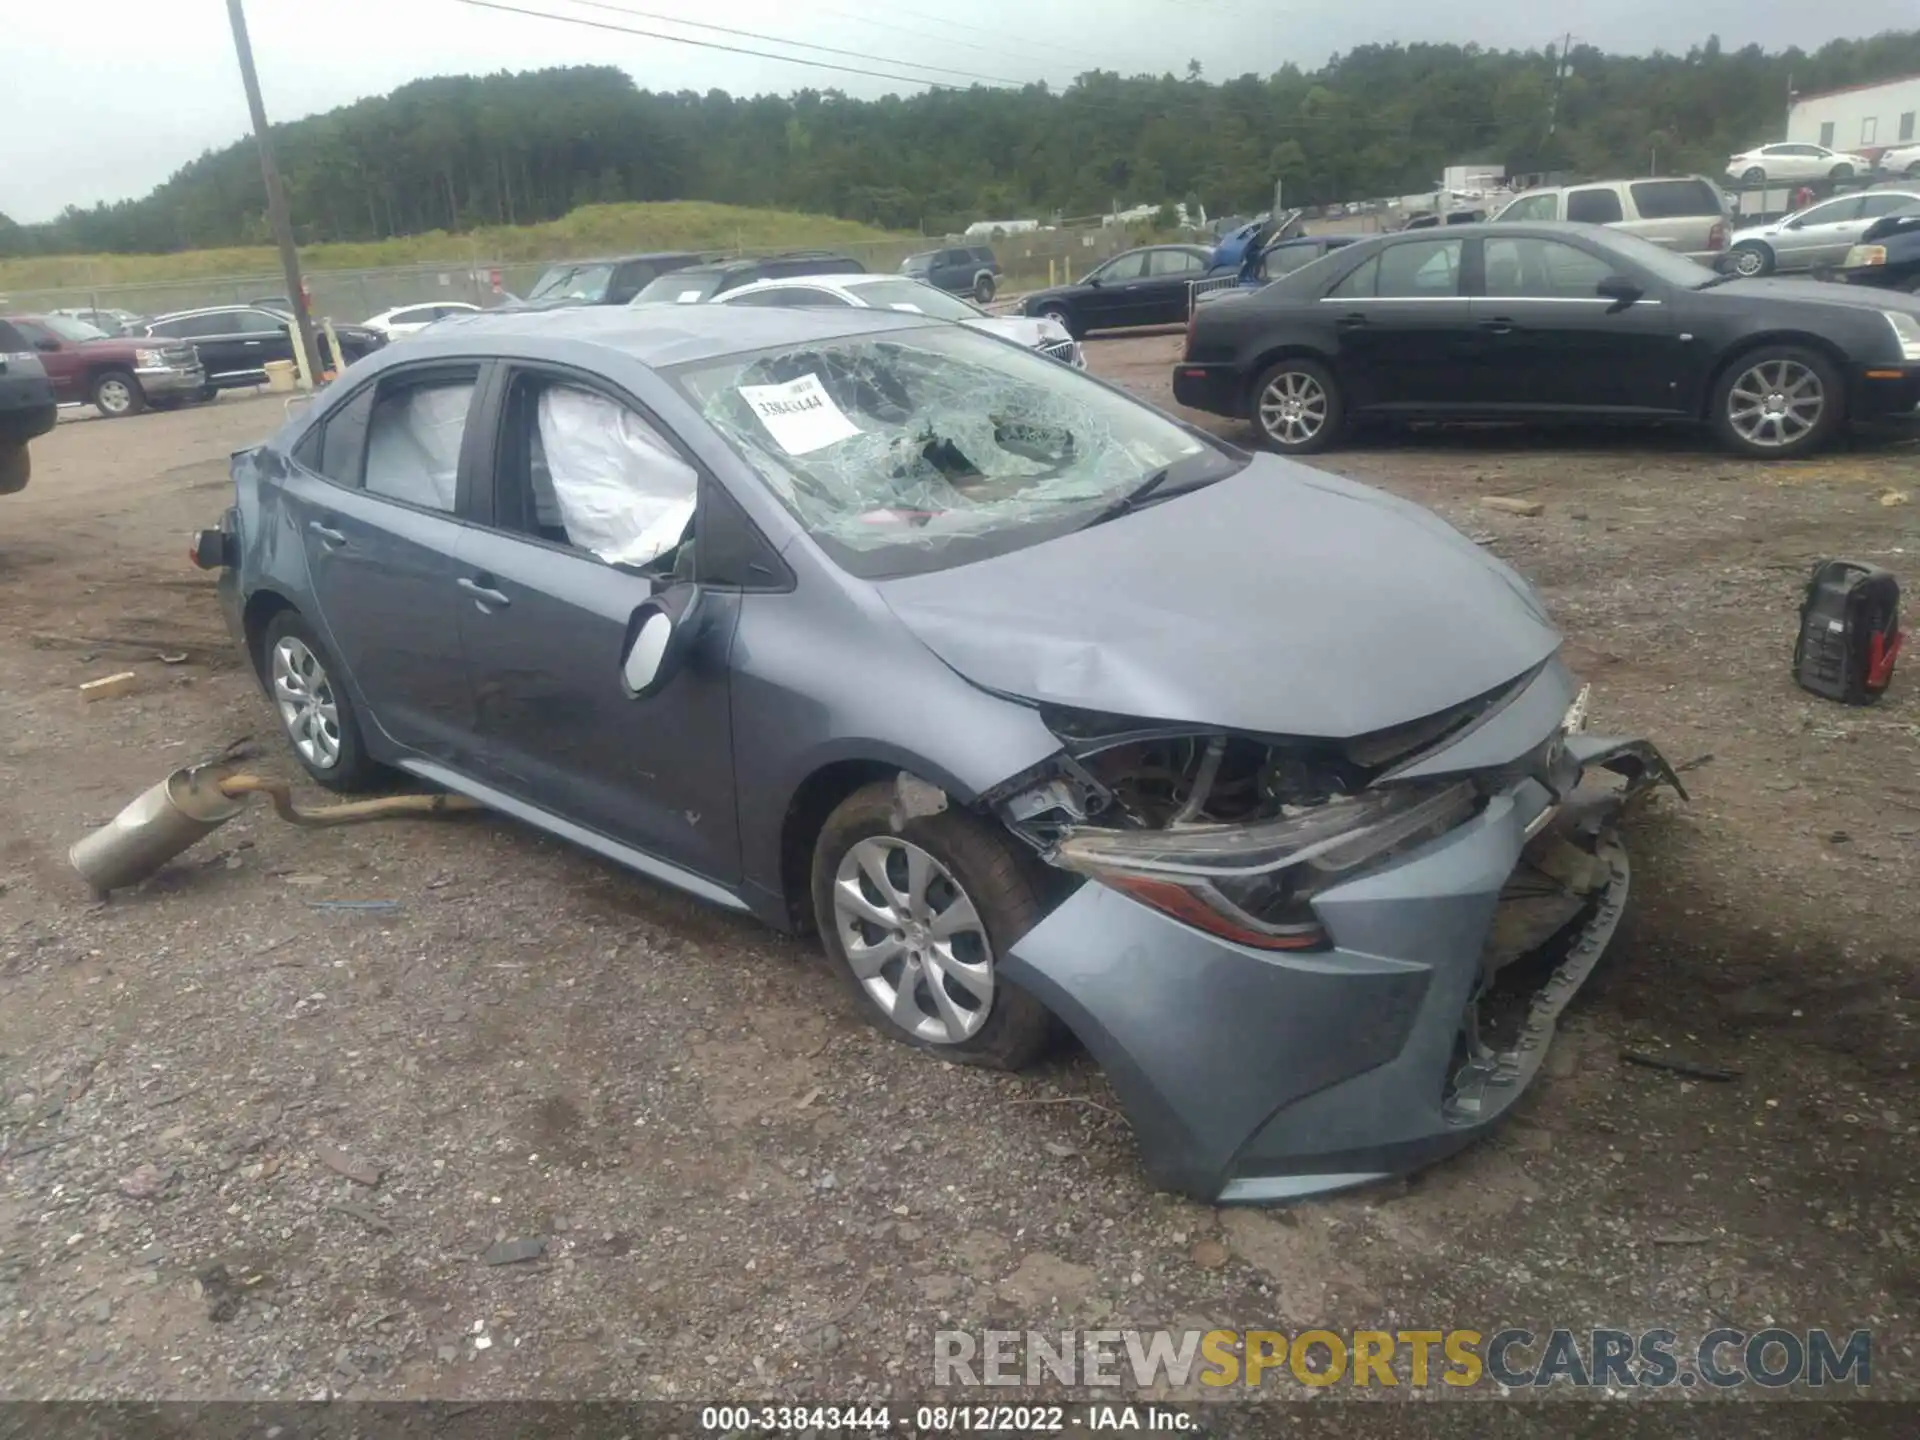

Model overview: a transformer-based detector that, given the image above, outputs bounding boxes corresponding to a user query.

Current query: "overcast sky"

[1,0,1912,222]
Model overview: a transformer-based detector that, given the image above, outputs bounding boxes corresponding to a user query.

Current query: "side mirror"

[1595,275,1643,306]
[1085,273,1104,287]
[620,583,705,699]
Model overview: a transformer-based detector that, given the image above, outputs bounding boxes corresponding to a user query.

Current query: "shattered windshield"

[671,324,1233,579]
[528,263,614,303]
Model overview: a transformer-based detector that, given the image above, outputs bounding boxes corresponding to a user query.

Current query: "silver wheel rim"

[1731,249,1764,277]
[271,636,342,768]
[1727,358,1824,449]
[1259,370,1329,446]
[832,836,993,1045]
[97,378,132,414]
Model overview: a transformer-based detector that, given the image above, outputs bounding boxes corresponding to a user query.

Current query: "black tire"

[1727,242,1772,278]
[90,369,145,418]
[811,782,1054,1071]
[1829,163,1853,180]
[259,610,383,792]
[1038,303,1081,340]
[1906,161,1920,178]
[973,273,997,304]
[199,385,219,403]
[1742,166,1766,184]
[1249,357,1345,455]
[0,444,28,496]
[1708,344,1845,460]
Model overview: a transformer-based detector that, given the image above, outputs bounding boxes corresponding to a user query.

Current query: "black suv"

[902,245,1001,302]
[630,252,867,305]
[524,252,707,308]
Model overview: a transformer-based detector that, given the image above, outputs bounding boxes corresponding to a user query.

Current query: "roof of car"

[538,251,705,266]
[147,303,277,322]
[419,298,931,367]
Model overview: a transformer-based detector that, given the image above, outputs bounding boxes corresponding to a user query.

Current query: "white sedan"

[1878,143,1920,178]
[1726,142,1875,185]
[702,274,1085,367]
[362,301,481,340]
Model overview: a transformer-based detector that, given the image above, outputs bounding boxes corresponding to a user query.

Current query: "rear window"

[1629,179,1722,219]
[1566,188,1626,225]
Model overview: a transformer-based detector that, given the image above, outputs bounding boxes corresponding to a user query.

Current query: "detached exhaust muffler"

[69,764,480,895]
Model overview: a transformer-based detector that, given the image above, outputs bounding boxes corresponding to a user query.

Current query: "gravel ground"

[1,354,1916,1405]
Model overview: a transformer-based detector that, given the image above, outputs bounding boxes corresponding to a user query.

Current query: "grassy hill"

[0,202,904,290]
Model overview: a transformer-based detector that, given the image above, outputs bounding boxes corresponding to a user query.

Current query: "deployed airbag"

[364,382,472,510]
[537,385,698,567]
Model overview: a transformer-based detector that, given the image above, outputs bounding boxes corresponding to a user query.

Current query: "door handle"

[1334,313,1369,330]
[1478,318,1516,335]
[242,340,263,347]
[458,576,511,609]
[307,521,346,546]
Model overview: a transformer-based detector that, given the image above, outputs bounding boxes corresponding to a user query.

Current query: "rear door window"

[1376,238,1463,297]
[363,376,479,513]
[1148,249,1204,276]
[1628,179,1721,219]
[1566,188,1626,224]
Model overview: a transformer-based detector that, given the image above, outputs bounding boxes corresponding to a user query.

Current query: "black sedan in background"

[1020,244,1213,337]
[1174,222,1920,459]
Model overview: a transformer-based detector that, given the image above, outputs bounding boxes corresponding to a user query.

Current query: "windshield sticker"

[677,290,704,303]
[737,373,862,454]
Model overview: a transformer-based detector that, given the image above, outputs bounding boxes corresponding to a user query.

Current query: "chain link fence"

[0,226,1144,325]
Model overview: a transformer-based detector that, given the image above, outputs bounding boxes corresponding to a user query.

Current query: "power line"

[449,0,1011,90]
[814,5,1093,72]
[551,0,1025,87]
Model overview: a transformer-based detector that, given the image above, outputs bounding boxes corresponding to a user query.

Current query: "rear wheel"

[1829,163,1854,180]
[1710,346,1844,459]
[812,782,1053,1070]
[261,611,382,792]
[1727,242,1772,278]
[1906,161,1920,178]
[1038,303,1080,340]
[1251,358,1343,455]
[1741,166,1767,184]
[0,444,28,496]
[91,369,145,418]
[973,273,996,304]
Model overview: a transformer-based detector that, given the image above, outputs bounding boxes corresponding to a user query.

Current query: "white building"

[1788,73,1920,158]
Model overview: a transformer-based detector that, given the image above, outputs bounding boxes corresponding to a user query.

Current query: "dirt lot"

[1,345,1917,1406]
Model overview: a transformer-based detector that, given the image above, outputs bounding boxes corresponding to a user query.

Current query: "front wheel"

[1251,358,1344,454]
[91,369,145,418]
[812,783,1054,1070]
[1727,243,1772,278]
[1741,166,1767,184]
[0,443,28,496]
[261,611,382,791]
[973,273,996,304]
[1829,163,1854,180]
[1710,346,1844,459]
[1037,303,1080,340]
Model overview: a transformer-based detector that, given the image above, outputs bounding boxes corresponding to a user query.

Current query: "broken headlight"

[1052,781,1477,950]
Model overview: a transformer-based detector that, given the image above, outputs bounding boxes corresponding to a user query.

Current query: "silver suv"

[1492,177,1729,264]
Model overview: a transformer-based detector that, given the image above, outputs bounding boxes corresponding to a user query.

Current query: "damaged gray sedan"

[195,304,1684,1203]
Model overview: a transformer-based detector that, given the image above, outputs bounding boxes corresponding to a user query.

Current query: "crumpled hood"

[874,456,1562,738]
[962,314,1074,350]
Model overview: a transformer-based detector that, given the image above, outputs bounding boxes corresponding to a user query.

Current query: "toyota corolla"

[194,304,1683,1202]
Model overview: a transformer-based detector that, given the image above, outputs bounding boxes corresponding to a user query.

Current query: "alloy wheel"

[1725,358,1825,449]
[1258,369,1329,447]
[831,836,994,1045]
[96,377,134,415]
[1729,247,1766,277]
[271,635,342,768]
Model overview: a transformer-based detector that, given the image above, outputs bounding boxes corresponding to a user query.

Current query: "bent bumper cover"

[1001,735,1677,1203]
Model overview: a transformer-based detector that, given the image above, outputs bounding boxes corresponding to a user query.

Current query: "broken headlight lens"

[1052,781,1477,950]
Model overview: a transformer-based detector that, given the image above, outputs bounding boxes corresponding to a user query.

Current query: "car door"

[1472,234,1680,414]
[277,362,485,761]
[1772,195,1869,269]
[1318,235,1475,412]
[9,320,82,402]
[452,365,742,883]
[1142,248,1208,323]
[1080,250,1147,329]
[180,309,265,381]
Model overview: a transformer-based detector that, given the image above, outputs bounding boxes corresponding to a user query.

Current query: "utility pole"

[1546,33,1574,137]
[1785,72,1798,141]
[225,0,323,386]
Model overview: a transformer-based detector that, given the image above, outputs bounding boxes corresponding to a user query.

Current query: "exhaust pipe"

[70,765,481,895]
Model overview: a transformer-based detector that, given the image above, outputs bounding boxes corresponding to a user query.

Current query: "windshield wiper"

[1078,466,1174,529]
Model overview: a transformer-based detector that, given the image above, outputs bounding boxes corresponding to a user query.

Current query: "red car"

[0,313,206,418]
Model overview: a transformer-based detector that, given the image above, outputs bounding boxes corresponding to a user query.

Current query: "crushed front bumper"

[1001,734,1681,1203]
